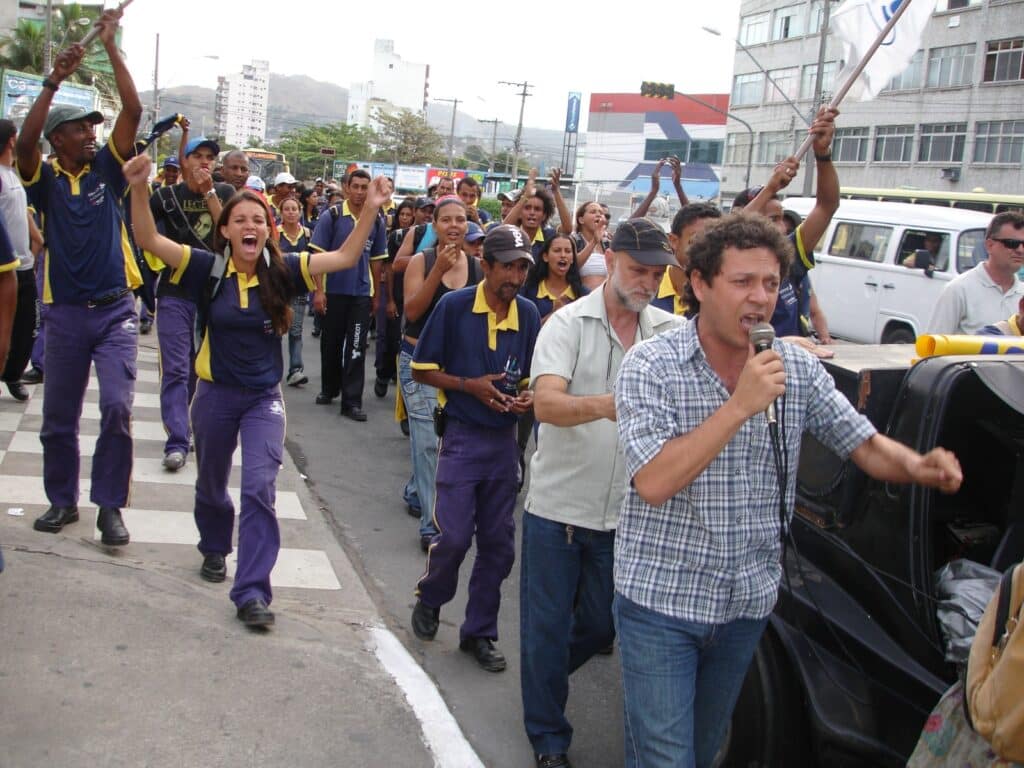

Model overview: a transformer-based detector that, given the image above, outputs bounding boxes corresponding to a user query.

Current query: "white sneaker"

[162,451,186,471]
[287,369,308,386]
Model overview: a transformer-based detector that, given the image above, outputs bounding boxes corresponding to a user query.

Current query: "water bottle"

[499,355,520,397]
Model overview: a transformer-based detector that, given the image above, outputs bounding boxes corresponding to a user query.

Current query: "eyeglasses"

[991,237,1024,250]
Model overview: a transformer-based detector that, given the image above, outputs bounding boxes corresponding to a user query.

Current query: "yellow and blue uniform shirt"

[651,269,691,317]
[412,282,541,430]
[167,246,316,390]
[309,201,387,296]
[279,225,311,254]
[521,279,584,319]
[771,226,814,337]
[20,137,141,304]
[530,225,558,260]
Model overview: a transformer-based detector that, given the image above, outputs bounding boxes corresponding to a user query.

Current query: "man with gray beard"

[519,219,682,768]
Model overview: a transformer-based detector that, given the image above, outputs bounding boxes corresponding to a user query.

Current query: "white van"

[782,198,991,344]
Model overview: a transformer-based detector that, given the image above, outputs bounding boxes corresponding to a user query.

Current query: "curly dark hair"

[683,212,794,313]
[523,187,555,222]
[214,190,294,336]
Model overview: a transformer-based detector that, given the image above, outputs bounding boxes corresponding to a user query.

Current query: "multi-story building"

[214,59,269,147]
[722,0,1024,199]
[348,39,429,128]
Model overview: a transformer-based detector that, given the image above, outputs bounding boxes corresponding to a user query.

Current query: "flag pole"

[794,0,918,160]
[77,0,136,49]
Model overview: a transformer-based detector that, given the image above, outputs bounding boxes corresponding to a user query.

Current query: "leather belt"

[86,287,133,308]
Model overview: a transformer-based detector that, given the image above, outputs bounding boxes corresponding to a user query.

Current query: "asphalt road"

[280,319,625,768]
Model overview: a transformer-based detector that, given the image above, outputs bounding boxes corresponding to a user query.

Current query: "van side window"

[828,222,892,263]
[957,229,987,273]
[898,231,949,271]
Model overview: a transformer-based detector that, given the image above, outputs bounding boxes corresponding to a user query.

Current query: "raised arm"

[309,176,392,275]
[16,45,83,179]
[632,158,666,218]
[125,154,184,268]
[96,9,142,160]
[549,168,572,235]
[798,107,840,250]
[669,156,689,208]
[503,168,536,225]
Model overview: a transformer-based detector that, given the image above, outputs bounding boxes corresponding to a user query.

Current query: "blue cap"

[163,156,179,168]
[465,222,485,242]
[184,136,220,157]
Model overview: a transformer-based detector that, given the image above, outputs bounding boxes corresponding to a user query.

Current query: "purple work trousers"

[190,379,286,608]
[41,295,137,508]
[156,295,196,456]
[415,419,518,642]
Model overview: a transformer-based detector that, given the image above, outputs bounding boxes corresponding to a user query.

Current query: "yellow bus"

[838,187,1024,214]
[219,149,289,186]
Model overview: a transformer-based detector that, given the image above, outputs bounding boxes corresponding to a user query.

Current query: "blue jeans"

[288,295,306,373]
[613,593,768,768]
[520,511,616,756]
[398,349,438,537]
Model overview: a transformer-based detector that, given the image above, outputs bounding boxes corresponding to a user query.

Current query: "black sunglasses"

[991,237,1024,250]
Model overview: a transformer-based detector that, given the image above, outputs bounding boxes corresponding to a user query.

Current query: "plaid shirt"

[614,320,876,624]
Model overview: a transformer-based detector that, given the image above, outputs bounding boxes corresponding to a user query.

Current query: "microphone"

[749,322,777,425]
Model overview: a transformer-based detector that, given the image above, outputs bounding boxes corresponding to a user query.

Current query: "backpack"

[193,251,229,351]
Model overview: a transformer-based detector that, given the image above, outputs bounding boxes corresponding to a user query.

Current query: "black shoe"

[459,637,507,672]
[407,504,421,519]
[341,406,367,422]
[373,377,388,398]
[33,505,79,533]
[139,318,152,335]
[20,367,42,385]
[311,328,321,338]
[420,534,433,553]
[537,755,572,768]
[400,418,410,437]
[96,507,130,546]
[411,600,439,640]
[237,598,275,628]
[315,392,333,405]
[200,553,227,583]
[6,380,29,401]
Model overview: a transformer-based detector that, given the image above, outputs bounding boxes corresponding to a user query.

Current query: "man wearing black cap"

[154,155,179,188]
[148,133,234,471]
[521,218,681,767]
[15,9,142,545]
[409,224,541,673]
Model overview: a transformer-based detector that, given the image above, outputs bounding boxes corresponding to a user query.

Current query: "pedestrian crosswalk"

[0,340,340,591]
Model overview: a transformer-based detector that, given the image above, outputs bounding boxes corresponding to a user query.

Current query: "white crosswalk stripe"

[0,344,336,591]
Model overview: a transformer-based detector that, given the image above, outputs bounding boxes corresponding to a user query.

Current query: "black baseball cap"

[610,218,677,266]
[484,224,534,264]
[415,196,435,209]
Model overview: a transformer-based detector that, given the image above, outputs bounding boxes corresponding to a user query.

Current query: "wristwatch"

[204,189,217,199]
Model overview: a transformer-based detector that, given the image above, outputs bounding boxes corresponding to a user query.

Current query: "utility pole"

[151,33,160,161]
[478,118,499,172]
[435,97,460,173]
[803,0,832,196]
[499,80,532,182]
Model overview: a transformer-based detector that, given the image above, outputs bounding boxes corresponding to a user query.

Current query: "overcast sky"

[119,1,742,136]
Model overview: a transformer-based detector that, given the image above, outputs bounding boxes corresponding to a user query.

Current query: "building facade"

[722,0,1024,199]
[214,59,269,147]
[348,39,429,128]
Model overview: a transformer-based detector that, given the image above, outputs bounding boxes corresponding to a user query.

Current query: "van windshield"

[957,229,987,273]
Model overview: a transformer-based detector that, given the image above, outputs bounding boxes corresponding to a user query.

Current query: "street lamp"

[673,90,753,190]
[702,25,808,126]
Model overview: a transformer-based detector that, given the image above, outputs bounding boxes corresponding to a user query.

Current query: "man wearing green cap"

[15,8,143,546]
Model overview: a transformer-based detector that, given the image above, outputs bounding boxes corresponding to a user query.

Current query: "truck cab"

[719,345,1024,767]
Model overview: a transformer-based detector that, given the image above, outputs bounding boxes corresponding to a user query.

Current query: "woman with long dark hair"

[279,197,312,386]
[521,233,586,323]
[299,186,320,230]
[126,153,391,628]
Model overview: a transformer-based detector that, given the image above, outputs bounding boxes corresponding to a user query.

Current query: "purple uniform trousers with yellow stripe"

[41,294,137,507]
[190,379,285,608]
[155,294,196,456]
[416,419,518,642]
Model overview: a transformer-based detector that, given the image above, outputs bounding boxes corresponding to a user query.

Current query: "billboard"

[565,92,582,134]
[1,69,98,130]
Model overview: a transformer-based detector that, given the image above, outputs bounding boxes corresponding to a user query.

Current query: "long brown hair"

[214,191,294,336]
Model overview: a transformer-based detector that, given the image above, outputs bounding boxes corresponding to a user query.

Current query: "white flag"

[831,0,937,101]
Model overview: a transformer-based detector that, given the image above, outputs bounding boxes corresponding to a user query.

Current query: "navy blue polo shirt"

[309,201,387,296]
[167,246,316,389]
[521,279,585,319]
[770,227,814,338]
[280,225,311,254]
[21,139,141,304]
[530,225,558,260]
[412,282,541,430]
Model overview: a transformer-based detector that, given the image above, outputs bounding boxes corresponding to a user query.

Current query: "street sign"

[319,147,336,156]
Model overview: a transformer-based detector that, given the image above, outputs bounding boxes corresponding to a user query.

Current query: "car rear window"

[828,222,893,263]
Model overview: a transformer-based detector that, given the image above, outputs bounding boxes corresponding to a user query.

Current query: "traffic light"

[641,81,675,99]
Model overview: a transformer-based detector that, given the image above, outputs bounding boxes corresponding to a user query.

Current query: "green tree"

[370,108,445,165]
[461,144,491,171]
[273,122,373,180]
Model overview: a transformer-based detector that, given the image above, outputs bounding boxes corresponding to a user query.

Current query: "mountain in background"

[140,73,565,167]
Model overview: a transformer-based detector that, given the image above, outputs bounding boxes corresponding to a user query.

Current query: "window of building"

[809,1,830,34]
[800,61,838,99]
[772,5,805,40]
[732,72,765,106]
[885,50,924,91]
[919,123,967,162]
[759,131,792,164]
[829,222,892,263]
[873,125,915,162]
[935,0,981,10]
[739,12,770,46]
[688,140,724,165]
[765,67,800,103]
[832,127,869,162]
[725,132,753,165]
[974,120,1024,164]
[984,39,1024,83]
[926,44,976,88]
[644,139,690,162]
